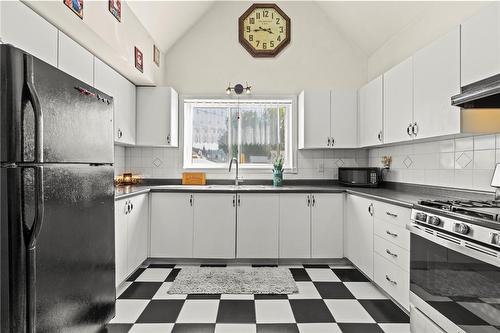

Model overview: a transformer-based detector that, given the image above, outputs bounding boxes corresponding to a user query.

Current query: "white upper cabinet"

[383,57,414,144]
[359,75,384,147]
[94,58,136,145]
[0,1,58,67]
[57,31,94,86]
[136,87,179,147]
[330,89,358,148]
[461,3,500,86]
[299,89,357,149]
[413,27,461,139]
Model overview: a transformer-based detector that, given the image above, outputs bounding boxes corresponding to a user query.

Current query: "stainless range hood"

[451,73,500,133]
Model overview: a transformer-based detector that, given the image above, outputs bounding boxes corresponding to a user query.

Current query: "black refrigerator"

[0,45,116,333]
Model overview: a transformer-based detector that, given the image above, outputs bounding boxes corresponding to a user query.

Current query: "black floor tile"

[303,264,330,269]
[165,268,181,282]
[332,268,370,282]
[172,323,215,333]
[118,282,162,299]
[257,324,299,333]
[428,301,489,326]
[360,300,410,323]
[101,324,132,333]
[126,268,146,282]
[200,264,227,267]
[186,294,221,299]
[337,323,384,333]
[289,299,335,323]
[135,300,185,323]
[289,268,311,282]
[313,282,355,299]
[254,294,288,300]
[148,263,176,268]
[216,300,256,323]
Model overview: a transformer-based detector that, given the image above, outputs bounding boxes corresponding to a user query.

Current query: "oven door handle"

[406,223,500,267]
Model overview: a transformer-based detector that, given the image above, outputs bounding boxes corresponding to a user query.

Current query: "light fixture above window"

[226,82,252,95]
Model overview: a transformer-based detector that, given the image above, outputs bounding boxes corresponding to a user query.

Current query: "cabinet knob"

[407,124,412,137]
[368,203,374,216]
[412,122,419,137]
[307,195,311,207]
[385,275,397,286]
[331,138,335,146]
[377,131,383,142]
[312,195,316,207]
[189,195,193,206]
[117,129,123,139]
[166,134,171,145]
[327,137,331,147]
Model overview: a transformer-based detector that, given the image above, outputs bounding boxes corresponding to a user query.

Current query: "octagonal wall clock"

[239,3,291,58]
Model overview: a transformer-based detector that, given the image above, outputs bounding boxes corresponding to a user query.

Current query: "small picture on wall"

[109,0,121,22]
[153,45,160,67]
[64,0,83,19]
[135,47,144,73]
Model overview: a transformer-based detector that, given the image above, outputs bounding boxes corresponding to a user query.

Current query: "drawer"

[373,200,411,227]
[374,253,409,310]
[374,235,409,272]
[374,218,410,251]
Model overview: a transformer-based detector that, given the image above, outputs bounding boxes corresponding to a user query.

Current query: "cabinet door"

[57,31,94,86]
[414,27,460,139]
[136,87,178,147]
[359,76,383,147]
[298,90,331,149]
[279,194,311,258]
[193,194,235,258]
[127,194,149,275]
[114,199,129,286]
[345,195,374,279]
[0,1,58,66]
[237,194,279,258]
[150,193,193,258]
[120,78,136,145]
[461,3,500,86]
[311,193,343,258]
[330,89,358,148]
[384,57,414,144]
[94,58,120,141]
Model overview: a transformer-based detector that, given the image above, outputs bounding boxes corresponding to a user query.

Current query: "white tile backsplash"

[369,134,500,192]
[114,145,126,177]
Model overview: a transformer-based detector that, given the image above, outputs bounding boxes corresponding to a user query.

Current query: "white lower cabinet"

[237,194,279,258]
[311,193,343,258]
[279,194,312,258]
[115,194,149,287]
[193,194,236,258]
[150,193,193,258]
[374,253,410,310]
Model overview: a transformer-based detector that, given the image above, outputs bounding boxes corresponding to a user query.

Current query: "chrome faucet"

[229,157,241,186]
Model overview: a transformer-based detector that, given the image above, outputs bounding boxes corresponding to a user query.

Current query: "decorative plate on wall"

[239,3,291,58]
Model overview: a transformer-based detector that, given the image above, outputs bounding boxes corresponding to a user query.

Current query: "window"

[183,99,293,169]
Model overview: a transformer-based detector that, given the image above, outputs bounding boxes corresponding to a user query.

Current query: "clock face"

[239,4,290,57]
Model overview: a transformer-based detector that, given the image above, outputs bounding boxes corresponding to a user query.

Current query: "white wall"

[164,1,367,95]
[24,0,164,85]
[367,1,487,80]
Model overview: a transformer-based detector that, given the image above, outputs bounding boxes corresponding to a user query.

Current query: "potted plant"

[272,154,284,187]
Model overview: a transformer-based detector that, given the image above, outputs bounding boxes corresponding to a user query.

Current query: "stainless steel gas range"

[408,199,500,333]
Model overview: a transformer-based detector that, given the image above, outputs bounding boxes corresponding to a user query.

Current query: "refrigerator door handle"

[27,166,45,250]
[24,54,44,163]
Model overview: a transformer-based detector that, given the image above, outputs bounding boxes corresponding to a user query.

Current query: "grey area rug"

[168,267,298,294]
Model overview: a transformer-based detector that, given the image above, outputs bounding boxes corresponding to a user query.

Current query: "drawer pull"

[386,230,398,237]
[386,212,398,218]
[385,249,398,258]
[385,275,398,286]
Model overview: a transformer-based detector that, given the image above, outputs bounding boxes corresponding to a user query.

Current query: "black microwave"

[338,167,381,187]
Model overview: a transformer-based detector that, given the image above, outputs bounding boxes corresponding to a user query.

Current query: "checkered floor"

[105,264,409,333]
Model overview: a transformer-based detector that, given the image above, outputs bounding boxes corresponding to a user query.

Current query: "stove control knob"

[428,216,441,226]
[415,212,427,223]
[489,233,500,246]
[454,223,470,235]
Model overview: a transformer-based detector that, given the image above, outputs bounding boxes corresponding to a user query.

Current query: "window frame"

[182,96,297,172]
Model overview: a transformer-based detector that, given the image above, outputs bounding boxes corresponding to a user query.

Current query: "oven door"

[408,224,500,333]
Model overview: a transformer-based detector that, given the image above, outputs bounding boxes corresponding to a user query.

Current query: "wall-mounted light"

[226,82,252,95]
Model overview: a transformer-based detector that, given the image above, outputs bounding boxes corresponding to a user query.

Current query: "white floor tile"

[129,323,174,333]
[298,323,342,333]
[109,300,149,324]
[329,265,354,269]
[288,282,322,299]
[176,300,219,323]
[255,300,296,323]
[152,282,187,300]
[344,282,388,299]
[135,268,172,282]
[379,323,411,333]
[324,299,375,323]
[215,324,257,333]
[220,294,255,300]
[305,268,340,282]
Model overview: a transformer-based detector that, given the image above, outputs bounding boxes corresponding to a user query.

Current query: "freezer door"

[0,44,113,164]
[1,164,115,333]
